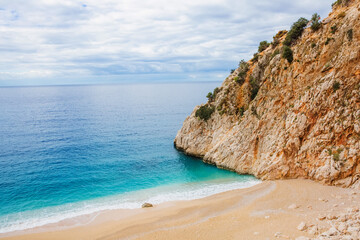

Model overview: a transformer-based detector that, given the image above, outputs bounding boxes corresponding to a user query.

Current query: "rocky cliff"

[174,0,360,188]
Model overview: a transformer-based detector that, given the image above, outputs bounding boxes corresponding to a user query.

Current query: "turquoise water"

[0,82,259,233]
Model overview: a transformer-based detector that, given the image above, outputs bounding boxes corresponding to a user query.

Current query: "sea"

[0,82,260,234]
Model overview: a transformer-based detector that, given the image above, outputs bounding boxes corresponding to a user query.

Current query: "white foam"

[0,177,260,234]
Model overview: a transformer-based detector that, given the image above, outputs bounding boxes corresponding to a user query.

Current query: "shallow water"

[0,82,259,233]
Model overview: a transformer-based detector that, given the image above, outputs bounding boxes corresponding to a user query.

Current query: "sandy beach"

[1,179,359,240]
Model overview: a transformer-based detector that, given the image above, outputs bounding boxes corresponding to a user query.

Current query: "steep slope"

[175,0,360,188]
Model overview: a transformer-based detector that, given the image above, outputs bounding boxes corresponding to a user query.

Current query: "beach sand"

[2,179,359,240]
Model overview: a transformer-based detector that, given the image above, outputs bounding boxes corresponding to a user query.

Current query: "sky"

[0,0,334,86]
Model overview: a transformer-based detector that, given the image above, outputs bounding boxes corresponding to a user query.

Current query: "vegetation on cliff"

[175,0,360,187]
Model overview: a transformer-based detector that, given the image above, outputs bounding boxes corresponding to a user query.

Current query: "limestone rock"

[174,0,360,188]
[321,227,338,237]
[289,203,299,209]
[297,222,307,231]
[141,203,153,208]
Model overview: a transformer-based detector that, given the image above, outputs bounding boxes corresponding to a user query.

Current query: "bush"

[272,38,280,48]
[249,76,260,100]
[282,46,293,63]
[311,13,321,31]
[195,105,215,121]
[347,29,353,41]
[238,107,245,116]
[236,60,249,85]
[311,43,316,48]
[332,0,350,7]
[207,87,220,102]
[258,41,270,52]
[252,53,259,62]
[330,25,337,34]
[230,69,235,74]
[338,12,346,18]
[332,81,340,92]
[213,87,220,97]
[325,37,334,45]
[283,18,309,46]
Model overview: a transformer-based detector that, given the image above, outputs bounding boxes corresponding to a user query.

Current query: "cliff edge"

[175,0,360,188]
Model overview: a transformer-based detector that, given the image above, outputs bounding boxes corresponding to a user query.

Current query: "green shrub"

[333,152,340,161]
[230,69,235,74]
[238,107,245,116]
[238,60,249,69]
[283,18,309,46]
[325,37,334,45]
[347,29,353,41]
[213,87,220,97]
[207,87,220,101]
[338,12,346,18]
[249,76,260,100]
[332,148,343,161]
[282,46,293,63]
[236,60,249,85]
[258,41,270,52]
[330,25,337,34]
[195,105,215,121]
[271,38,280,48]
[311,43,316,48]
[252,53,259,62]
[311,13,321,31]
[251,106,258,117]
[332,0,350,7]
[332,81,340,92]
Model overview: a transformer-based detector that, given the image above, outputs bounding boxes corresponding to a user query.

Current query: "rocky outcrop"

[175,0,360,187]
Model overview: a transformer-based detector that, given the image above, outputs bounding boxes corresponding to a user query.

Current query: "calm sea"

[0,82,259,233]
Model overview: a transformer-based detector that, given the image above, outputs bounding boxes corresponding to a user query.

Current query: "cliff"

[174,0,360,188]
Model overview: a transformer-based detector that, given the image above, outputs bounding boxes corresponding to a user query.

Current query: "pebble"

[265,215,270,219]
[297,222,307,231]
[141,202,153,208]
[337,222,347,232]
[327,214,338,220]
[321,227,338,237]
[288,203,299,209]
[307,225,318,235]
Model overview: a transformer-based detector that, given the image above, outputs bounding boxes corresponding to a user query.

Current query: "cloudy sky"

[0,0,333,86]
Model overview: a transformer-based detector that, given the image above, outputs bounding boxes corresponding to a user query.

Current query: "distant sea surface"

[0,82,259,233]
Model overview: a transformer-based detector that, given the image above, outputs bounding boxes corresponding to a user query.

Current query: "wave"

[0,177,260,234]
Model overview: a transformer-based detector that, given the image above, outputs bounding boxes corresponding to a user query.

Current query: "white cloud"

[0,0,333,85]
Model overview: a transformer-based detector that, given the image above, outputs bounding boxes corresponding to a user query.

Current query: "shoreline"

[2,179,359,240]
[0,177,260,237]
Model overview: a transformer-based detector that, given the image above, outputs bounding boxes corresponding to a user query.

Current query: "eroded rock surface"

[175,0,360,187]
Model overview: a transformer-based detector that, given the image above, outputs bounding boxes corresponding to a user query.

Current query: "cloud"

[0,0,333,85]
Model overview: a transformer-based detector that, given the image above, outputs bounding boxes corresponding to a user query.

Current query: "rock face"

[142,203,153,208]
[175,0,360,188]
